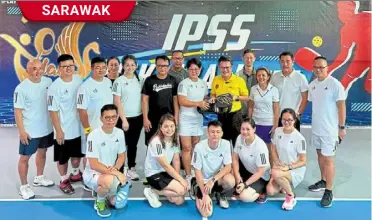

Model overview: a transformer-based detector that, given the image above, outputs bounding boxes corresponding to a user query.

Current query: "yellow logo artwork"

[0,22,100,82]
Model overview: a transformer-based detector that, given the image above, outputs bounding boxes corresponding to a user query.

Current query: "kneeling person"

[83,104,130,217]
[232,118,270,204]
[144,113,188,208]
[191,121,235,218]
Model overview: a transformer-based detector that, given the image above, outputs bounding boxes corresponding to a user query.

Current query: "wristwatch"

[211,177,216,183]
[338,125,346,130]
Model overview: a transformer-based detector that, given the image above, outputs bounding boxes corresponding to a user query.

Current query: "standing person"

[168,50,188,84]
[271,51,309,131]
[266,108,307,211]
[77,56,113,191]
[142,55,179,146]
[307,56,346,207]
[83,104,130,217]
[14,59,54,200]
[177,58,209,188]
[248,67,279,163]
[143,114,187,208]
[113,55,144,181]
[232,118,271,204]
[191,120,235,218]
[48,54,85,194]
[106,56,120,84]
[210,56,249,146]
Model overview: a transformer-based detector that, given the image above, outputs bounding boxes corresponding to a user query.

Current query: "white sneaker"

[216,192,229,209]
[144,188,162,208]
[282,194,297,210]
[127,168,140,181]
[185,175,192,190]
[33,175,54,187]
[19,184,35,200]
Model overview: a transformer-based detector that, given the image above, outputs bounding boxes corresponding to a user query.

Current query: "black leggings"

[116,115,143,171]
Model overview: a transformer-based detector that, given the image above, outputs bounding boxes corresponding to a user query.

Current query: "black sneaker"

[321,190,333,207]
[189,178,198,200]
[308,180,326,192]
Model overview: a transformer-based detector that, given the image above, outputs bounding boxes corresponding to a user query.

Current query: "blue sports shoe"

[115,183,130,209]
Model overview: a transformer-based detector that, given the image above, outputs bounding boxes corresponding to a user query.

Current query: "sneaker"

[127,168,140,181]
[215,192,229,209]
[321,190,333,207]
[282,194,297,210]
[185,175,193,190]
[84,184,93,192]
[189,177,198,200]
[142,178,149,185]
[59,179,75,194]
[308,180,326,192]
[256,193,267,204]
[115,183,130,209]
[92,190,98,198]
[19,184,35,200]
[94,199,111,217]
[33,175,54,187]
[69,171,83,182]
[144,188,162,208]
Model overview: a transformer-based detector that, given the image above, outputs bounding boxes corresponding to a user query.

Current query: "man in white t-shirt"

[77,56,113,190]
[191,121,235,218]
[83,104,129,217]
[48,54,85,194]
[14,59,55,200]
[307,56,346,208]
[271,51,309,131]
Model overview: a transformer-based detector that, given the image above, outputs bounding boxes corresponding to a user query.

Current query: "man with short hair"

[77,56,113,191]
[307,56,346,208]
[48,54,85,194]
[142,55,179,146]
[83,104,129,217]
[14,59,54,200]
[271,51,309,131]
[168,50,188,84]
[210,56,249,146]
[191,120,235,218]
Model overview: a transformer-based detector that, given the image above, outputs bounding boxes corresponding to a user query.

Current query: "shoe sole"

[19,192,35,200]
[308,188,326,192]
[282,199,297,211]
[94,204,111,217]
[144,189,162,208]
[33,183,54,187]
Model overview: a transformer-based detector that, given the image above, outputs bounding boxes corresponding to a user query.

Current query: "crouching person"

[143,113,188,208]
[191,120,235,218]
[83,104,130,217]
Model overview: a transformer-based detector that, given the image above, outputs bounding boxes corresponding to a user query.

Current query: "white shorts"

[289,167,306,188]
[311,133,338,156]
[83,170,100,191]
[178,114,203,137]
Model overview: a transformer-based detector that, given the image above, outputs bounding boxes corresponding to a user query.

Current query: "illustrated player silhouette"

[295,1,371,94]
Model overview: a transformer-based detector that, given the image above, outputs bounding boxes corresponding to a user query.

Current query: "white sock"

[60,175,68,182]
[72,168,80,175]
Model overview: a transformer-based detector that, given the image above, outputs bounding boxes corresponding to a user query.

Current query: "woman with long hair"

[143,113,188,208]
[112,55,143,180]
[106,56,120,84]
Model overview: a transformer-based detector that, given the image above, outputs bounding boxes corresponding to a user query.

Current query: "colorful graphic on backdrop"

[0,1,371,126]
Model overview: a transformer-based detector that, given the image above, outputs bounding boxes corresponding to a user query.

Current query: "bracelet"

[84,127,92,134]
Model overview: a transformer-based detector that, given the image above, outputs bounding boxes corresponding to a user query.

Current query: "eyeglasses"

[188,68,200,72]
[104,115,118,121]
[60,65,75,69]
[313,66,327,70]
[220,66,232,70]
[156,65,169,68]
[281,118,294,123]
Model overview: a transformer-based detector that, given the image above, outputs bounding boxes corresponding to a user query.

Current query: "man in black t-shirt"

[141,55,179,145]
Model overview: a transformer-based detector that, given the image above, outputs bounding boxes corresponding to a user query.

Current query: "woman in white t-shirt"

[248,67,279,160]
[113,55,144,181]
[232,118,271,204]
[266,108,307,211]
[143,113,188,208]
[177,58,209,187]
[105,56,120,84]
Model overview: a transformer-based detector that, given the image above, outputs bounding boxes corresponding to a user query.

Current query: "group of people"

[14,49,346,218]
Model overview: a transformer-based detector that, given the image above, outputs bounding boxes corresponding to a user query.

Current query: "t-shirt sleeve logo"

[260,153,267,165]
[156,143,162,155]
[47,95,53,106]
[88,140,93,152]
[113,83,118,92]
[77,94,84,105]
[193,151,197,163]
[301,140,306,151]
[14,92,18,104]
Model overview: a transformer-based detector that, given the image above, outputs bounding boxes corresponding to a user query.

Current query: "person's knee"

[37,148,47,156]
[181,144,192,153]
[19,155,31,164]
[239,187,259,202]
[266,185,276,196]
[174,184,186,196]
[100,175,115,189]
[173,197,185,206]
[221,174,235,190]
[322,156,334,166]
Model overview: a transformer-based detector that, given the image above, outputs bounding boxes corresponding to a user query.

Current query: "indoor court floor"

[0,126,371,219]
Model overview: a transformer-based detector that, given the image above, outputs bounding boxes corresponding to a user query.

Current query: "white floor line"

[0,197,370,202]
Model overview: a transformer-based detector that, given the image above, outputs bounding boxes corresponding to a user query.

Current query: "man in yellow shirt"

[210,56,249,146]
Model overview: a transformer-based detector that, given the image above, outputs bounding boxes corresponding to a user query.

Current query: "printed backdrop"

[0,1,371,126]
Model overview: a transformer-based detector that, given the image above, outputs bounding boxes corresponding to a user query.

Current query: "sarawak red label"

[17,1,136,22]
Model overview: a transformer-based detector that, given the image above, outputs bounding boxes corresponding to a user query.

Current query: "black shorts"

[54,136,85,165]
[19,132,54,156]
[191,177,224,200]
[147,172,174,191]
[238,159,268,194]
